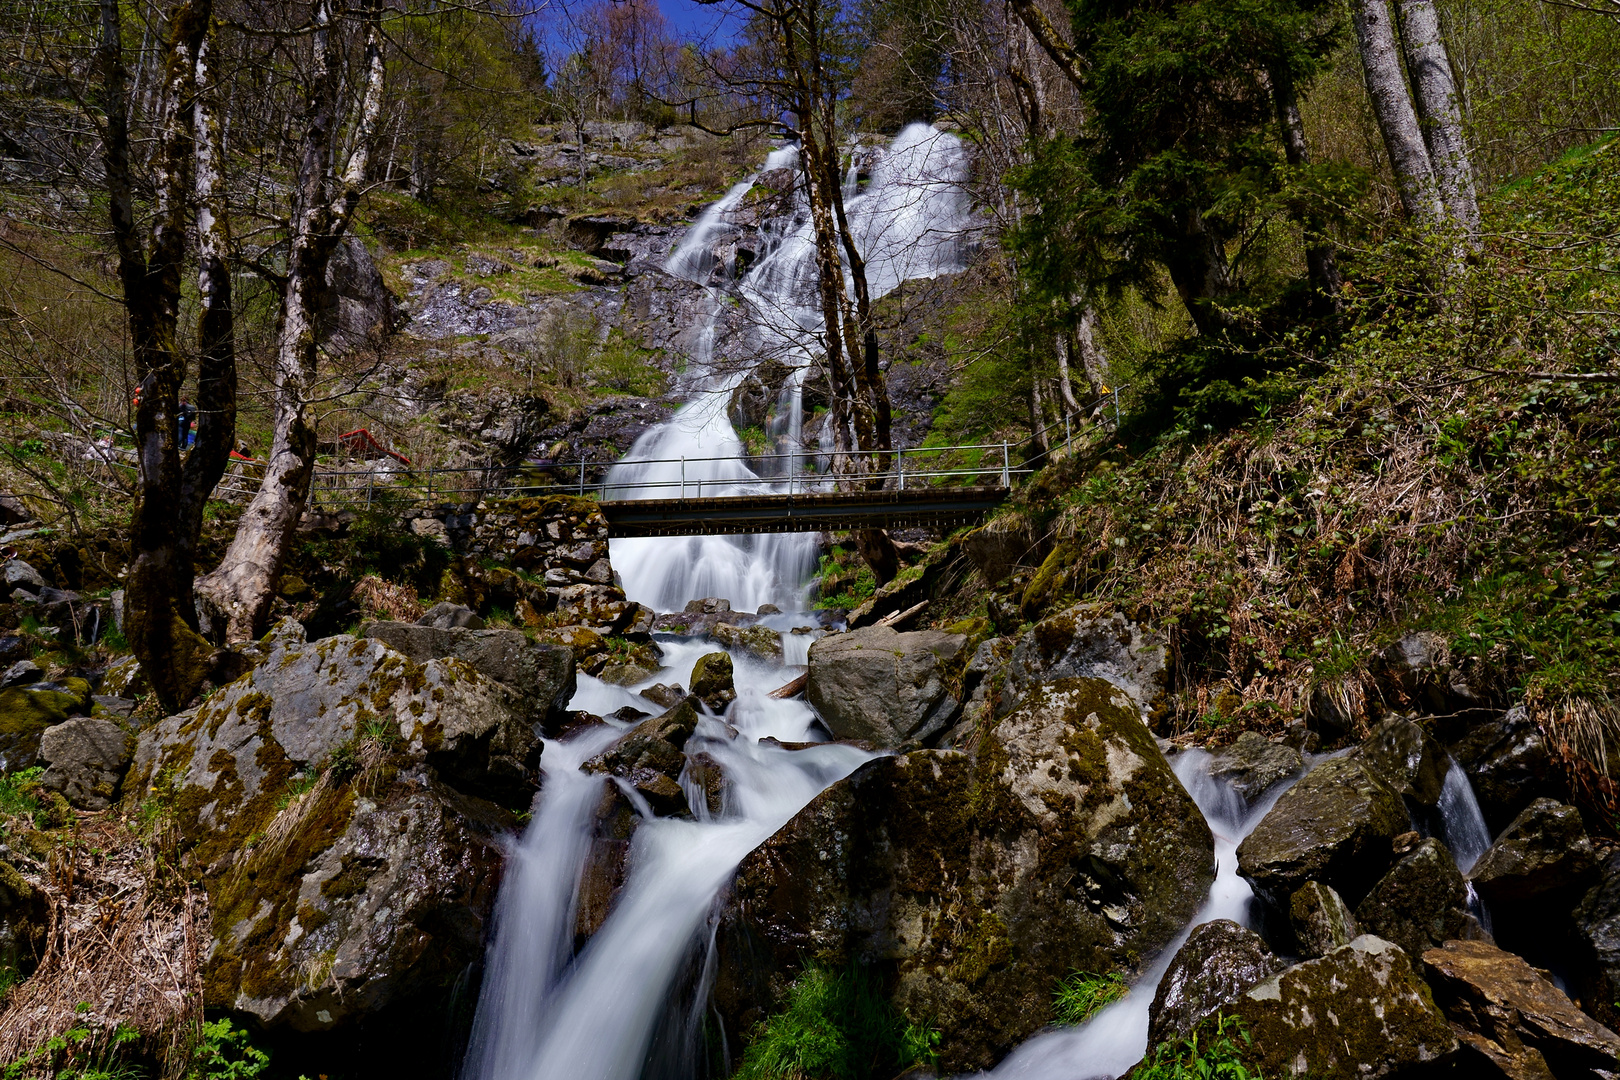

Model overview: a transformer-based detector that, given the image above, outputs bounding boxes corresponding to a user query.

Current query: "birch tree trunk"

[1396,0,1480,238]
[1349,0,1446,228]
[199,0,386,641]
[1074,305,1110,401]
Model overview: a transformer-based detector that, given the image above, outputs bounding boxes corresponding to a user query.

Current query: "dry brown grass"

[352,573,424,623]
[0,816,207,1075]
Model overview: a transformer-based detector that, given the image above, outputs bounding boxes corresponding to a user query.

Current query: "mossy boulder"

[0,682,92,771]
[689,651,736,712]
[998,606,1167,723]
[582,696,700,815]
[1289,880,1360,958]
[38,716,134,811]
[710,622,783,663]
[1209,935,1456,1078]
[1358,717,1448,809]
[1355,837,1477,959]
[124,619,529,1033]
[1236,753,1408,910]
[1208,731,1303,804]
[360,620,575,728]
[715,676,1214,1071]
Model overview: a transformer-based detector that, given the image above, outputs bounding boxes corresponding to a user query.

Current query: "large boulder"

[1148,919,1280,1047]
[360,620,574,726]
[1209,732,1303,804]
[0,680,93,771]
[124,620,531,1034]
[806,625,969,747]
[715,677,1214,1071]
[1450,706,1570,834]
[1289,880,1360,959]
[1354,837,1477,960]
[1423,938,1620,1079]
[1211,935,1457,1079]
[1236,754,1408,910]
[689,651,736,712]
[38,717,134,811]
[997,606,1167,722]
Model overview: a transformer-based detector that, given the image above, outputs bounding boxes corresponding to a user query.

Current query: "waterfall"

[981,752,1305,1080]
[462,124,976,1080]
[607,123,974,615]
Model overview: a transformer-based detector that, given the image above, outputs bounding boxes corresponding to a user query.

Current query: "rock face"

[1209,732,1303,803]
[1236,754,1408,910]
[1423,938,1620,1080]
[806,625,969,748]
[1449,706,1568,834]
[124,620,531,1033]
[997,606,1167,721]
[1215,936,1456,1079]
[38,717,134,811]
[1289,881,1360,958]
[1354,838,1476,960]
[716,677,1214,1071]
[1148,919,1280,1046]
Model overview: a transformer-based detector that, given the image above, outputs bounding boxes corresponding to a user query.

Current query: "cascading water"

[981,754,1304,1080]
[462,124,976,1080]
[607,122,975,615]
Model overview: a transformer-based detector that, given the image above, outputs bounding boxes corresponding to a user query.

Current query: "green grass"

[1135,1014,1265,1079]
[735,964,935,1080]
[1052,970,1126,1026]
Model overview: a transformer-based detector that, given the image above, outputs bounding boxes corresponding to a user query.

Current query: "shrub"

[1052,970,1126,1026]
[735,964,934,1080]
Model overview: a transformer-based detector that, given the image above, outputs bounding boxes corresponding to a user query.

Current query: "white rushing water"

[607,123,974,615]
[981,753,1303,1080]
[464,124,975,1080]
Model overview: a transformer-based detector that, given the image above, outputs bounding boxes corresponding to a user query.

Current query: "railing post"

[1001,441,1010,487]
[897,448,904,491]
[1064,414,1072,449]
[578,459,585,496]
[680,456,686,500]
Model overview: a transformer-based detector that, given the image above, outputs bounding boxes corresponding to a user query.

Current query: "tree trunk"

[102,0,217,712]
[199,0,385,641]
[1074,304,1110,400]
[1164,211,1235,337]
[1396,0,1479,238]
[1006,0,1087,94]
[1053,324,1081,413]
[1349,0,1446,228]
[1273,74,1345,313]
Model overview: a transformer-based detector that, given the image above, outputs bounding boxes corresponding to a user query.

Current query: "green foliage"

[735,964,930,1080]
[186,1018,271,1080]
[0,766,44,823]
[1052,970,1126,1025]
[814,553,877,610]
[1135,1014,1263,1079]
[1,1018,144,1080]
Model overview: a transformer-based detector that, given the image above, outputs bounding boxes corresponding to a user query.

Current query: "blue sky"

[656,0,736,44]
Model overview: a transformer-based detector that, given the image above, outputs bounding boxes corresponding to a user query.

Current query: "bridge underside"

[597,487,1008,538]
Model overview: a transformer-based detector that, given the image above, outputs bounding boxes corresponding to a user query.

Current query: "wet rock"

[1148,919,1281,1046]
[1450,706,1569,834]
[997,606,1167,721]
[710,622,783,663]
[415,602,484,630]
[582,696,701,815]
[685,751,727,816]
[576,783,641,942]
[1422,938,1620,1080]
[1573,850,1620,1030]
[1236,754,1408,910]
[1354,838,1477,960]
[1209,732,1303,804]
[1212,935,1456,1079]
[124,620,528,1033]
[361,621,574,729]
[1470,798,1597,909]
[806,625,969,748]
[716,677,1215,1071]
[690,651,736,712]
[638,682,685,710]
[1290,881,1360,958]
[38,717,134,811]
[1358,717,1449,808]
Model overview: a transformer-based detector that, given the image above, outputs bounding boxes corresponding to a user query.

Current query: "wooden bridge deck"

[596,487,1009,537]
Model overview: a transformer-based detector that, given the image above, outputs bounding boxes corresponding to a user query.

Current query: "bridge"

[200,441,1037,537]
